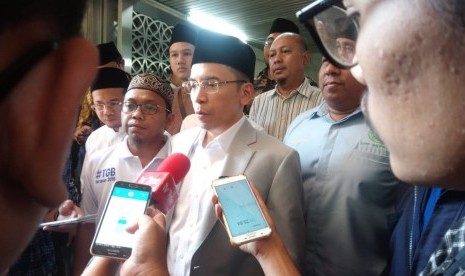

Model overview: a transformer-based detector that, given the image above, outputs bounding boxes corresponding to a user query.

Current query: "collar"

[271,78,315,99]
[170,82,179,89]
[101,124,124,133]
[142,135,171,171]
[311,102,363,123]
[198,116,246,152]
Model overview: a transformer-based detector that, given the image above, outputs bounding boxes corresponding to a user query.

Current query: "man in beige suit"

[167,29,305,275]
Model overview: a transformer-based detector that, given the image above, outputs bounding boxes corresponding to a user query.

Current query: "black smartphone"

[212,175,272,246]
[90,181,151,259]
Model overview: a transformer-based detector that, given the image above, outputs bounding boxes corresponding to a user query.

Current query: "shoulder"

[88,125,108,137]
[290,106,319,126]
[301,80,322,96]
[85,126,107,149]
[284,106,321,142]
[171,127,201,153]
[250,90,274,113]
[87,142,123,165]
[254,89,275,101]
[253,128,297,156]
[172,127,200,141]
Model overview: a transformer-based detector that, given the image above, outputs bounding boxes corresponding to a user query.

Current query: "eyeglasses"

[182,80,248,94]
[122,102,170,115]
[296,0,359,68]
[91,101,122,112]
[0,40,58,102]
[264,38,274,48]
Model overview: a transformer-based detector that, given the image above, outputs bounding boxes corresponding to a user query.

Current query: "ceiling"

[151,0,318,54]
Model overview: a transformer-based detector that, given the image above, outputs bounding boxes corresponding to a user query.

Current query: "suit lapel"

[197,121,258,247]
[221,120,258,177]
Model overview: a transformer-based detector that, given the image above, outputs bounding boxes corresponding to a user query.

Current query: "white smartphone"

[39,214,97,227]
[212,175,272,246]
[90,181,151,259]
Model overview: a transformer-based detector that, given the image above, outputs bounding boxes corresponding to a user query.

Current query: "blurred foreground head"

[0,0,98,272]
[297,0,465,189]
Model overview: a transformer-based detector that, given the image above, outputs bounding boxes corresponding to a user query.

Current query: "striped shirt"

[249,78,323,140]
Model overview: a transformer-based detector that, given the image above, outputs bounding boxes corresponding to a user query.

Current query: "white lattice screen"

[131,11,173,80]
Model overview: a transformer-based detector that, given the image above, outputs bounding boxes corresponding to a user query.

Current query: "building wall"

[83,0,321,85]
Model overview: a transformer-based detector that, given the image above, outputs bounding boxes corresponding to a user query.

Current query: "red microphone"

[135,153,190,214]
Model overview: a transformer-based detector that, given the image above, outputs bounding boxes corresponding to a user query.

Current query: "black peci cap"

[269,18,300,34]
[169,24,197,47]
[192,30,256,82]
[91,67,130,92]
[97,42,123,66]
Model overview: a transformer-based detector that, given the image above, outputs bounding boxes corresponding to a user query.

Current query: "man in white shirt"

[74,73,174,275]
[167,29,305,276]
[85,67,130,156]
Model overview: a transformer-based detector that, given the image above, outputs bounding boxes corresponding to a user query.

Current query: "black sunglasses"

[297,0,359,69]
[0,40,58,102]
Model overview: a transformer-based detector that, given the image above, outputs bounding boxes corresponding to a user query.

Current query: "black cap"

[97,42,122,66]
[169,24,197,47]
[192,30,255,82]
[269,18,300,34]
[91,67,130,92]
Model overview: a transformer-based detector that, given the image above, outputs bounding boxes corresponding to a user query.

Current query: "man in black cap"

[253,18,300,97]
[72,43,129,205]
[84,67,130,156]
[73,67,130,274]
[167,23,196,134]
[75,41,127,145]
[167,29,305,275]
[97,42,124,69]
[243,18,304,115]
[249,32,323,141]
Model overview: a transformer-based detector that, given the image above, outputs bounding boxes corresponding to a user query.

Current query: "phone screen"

[91,181,151,259]
[214,177,270,240]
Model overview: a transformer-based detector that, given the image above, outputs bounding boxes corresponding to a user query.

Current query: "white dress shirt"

[167,116,246,276]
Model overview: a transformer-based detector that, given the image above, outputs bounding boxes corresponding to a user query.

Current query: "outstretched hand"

[212,182,301,276]
[82,206,169,276]
[211,182,276,257]
[120,207,169,276]
[43,199,83,233]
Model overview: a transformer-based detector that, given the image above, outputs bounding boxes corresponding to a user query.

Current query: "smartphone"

[212,175,272,246]
[39,214,97,227]
[90,181,151,259]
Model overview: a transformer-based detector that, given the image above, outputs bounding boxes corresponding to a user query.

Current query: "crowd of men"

[3,0,465,275]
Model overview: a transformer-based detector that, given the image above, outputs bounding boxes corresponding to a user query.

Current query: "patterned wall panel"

[131,11,173,80]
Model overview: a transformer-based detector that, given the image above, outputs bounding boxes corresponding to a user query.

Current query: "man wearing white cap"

[74,73,173,275]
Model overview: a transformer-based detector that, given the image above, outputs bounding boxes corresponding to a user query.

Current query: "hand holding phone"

[90,181,151,260]
[212,175,272,246]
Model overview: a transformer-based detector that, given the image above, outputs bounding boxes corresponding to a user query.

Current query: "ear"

[1,37,98,208]
[239,82,254,106]
[165,112,176,132]
[303,51,310,66]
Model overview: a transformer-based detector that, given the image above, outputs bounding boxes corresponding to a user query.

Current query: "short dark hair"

[0,0,88,40]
